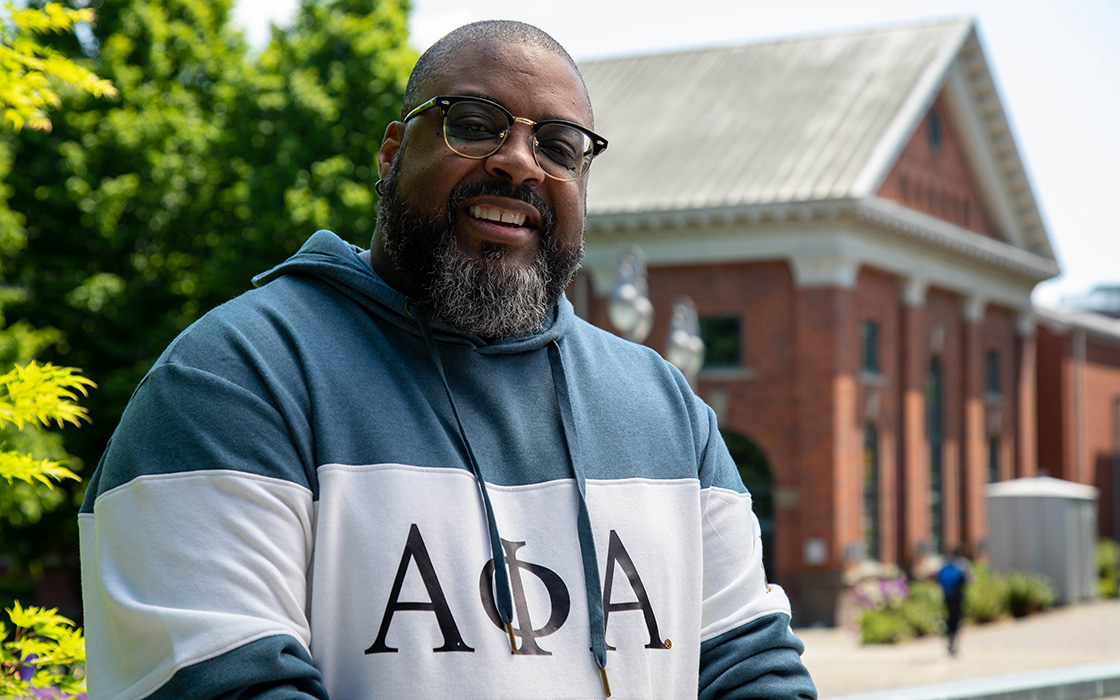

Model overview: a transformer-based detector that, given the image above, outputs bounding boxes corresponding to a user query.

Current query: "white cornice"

[583,196,1056,314]
[586,196,1058,278]
[851,197,1059,280]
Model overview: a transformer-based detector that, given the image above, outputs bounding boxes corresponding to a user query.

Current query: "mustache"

[446,180,557,241]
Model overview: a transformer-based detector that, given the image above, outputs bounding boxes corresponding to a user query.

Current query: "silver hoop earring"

[374,179,386,196]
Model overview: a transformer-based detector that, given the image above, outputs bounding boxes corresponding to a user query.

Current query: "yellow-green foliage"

[0,602,85,697]
[0,362,91,695]
[0,2,118,131]
[1099,539,1120,597]
[0,362,93,486]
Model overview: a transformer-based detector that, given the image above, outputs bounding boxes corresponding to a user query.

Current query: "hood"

[252,230,575,355]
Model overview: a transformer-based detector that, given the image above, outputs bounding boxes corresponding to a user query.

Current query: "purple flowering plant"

[850,574,910,611]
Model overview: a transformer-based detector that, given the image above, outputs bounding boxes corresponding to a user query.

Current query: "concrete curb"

[831,661,1120,700]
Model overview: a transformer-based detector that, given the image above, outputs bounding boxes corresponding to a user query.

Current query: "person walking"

[937,548,971,656]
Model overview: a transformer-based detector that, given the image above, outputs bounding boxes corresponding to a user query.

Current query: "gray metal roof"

[580,19,973,216]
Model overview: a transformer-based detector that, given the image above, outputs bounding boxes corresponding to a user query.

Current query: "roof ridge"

[577,16,973,65]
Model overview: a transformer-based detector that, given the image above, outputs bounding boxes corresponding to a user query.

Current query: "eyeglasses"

[403,95,608,182]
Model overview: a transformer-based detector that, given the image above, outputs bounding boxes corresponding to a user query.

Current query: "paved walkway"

[796,598,1120,698]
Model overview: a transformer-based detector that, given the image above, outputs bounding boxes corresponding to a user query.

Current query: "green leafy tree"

[0,5,111,693]
[0,2,118,131]
[0,0,116,598]
[211,0,415,291]
[8,0,414,481]
[3,0,414,625]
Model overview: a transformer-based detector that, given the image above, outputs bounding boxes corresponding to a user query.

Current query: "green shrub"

[1098,539,1120,598]
[859,607,914,644]
[1006,572,1057,617]
[901,581,945,637]
[964,563,1009,624]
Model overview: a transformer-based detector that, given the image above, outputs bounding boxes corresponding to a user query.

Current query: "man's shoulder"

[155,274,344,373]
[565,313,670,362]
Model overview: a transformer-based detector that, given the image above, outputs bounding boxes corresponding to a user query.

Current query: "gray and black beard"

[377,175,583,340]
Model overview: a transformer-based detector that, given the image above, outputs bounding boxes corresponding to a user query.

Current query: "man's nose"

[483,120,546,186]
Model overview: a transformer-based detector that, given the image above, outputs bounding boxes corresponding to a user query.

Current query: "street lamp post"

[607,245,705,384]
[607,245,654,344]
[665,296,706,386]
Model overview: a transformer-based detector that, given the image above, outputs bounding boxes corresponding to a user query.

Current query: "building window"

[699,316,741,369]
[988,436,1000,483]
[863,424,880,561]
[986,349,1000,395]
[929,110,943,152]
[861,320,880,374]
[927,356,945,554]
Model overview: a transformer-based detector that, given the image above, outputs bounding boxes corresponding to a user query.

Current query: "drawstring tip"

[506,622,518,653]
[599,667,611,697]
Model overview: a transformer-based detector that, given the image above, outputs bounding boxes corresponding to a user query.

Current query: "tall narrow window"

[927,356,944,554]
[699,316,741,369]
[862,425,880,560]
[861,320,880,374]
[986,349,1000,395]
[929,110,943,153]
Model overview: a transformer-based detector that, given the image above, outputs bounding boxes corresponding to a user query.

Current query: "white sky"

[232,0,1120,308]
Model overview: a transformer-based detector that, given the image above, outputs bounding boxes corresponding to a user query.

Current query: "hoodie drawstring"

[548,341,611,697]
[415,309,518,652]
[413,310,611,697]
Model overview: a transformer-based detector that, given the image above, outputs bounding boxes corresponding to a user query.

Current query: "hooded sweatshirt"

[79,230,817,700]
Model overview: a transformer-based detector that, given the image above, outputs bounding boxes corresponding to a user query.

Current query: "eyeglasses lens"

[443,100,593,181]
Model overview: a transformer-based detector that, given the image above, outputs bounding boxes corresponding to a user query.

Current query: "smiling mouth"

[469,205,528,227]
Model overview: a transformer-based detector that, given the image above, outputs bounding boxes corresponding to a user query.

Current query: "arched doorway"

[721,431,777,580]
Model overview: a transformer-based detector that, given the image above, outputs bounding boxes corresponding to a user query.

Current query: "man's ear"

[378,121,404,180]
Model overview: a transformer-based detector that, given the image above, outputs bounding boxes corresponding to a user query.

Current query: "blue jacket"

[80,230,816,699]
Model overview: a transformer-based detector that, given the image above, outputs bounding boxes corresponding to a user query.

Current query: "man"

[80,20,817,699]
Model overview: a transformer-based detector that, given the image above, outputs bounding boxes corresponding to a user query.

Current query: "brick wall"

[1084,341,1120,539]
[576,257,1038,623]
[877,94,998,238]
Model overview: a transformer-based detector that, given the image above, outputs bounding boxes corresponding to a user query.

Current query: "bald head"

[402,20,592,121]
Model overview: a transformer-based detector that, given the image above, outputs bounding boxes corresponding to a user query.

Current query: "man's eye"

[537,134,585,165]
[449,119,502,141]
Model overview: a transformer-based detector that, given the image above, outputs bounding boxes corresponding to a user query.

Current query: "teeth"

[470,205,526,227]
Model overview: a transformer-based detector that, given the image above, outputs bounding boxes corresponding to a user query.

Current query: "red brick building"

[1036,307,1120,542]
[572,19,1063,625]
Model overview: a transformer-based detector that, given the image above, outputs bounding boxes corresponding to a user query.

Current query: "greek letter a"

[365,524,474,654]
[603,529,668,650]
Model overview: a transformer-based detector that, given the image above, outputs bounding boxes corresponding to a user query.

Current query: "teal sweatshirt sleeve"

[79,354,325,698]
[693,399,818,700]
[143,637,328,700]
[699,614,818,699]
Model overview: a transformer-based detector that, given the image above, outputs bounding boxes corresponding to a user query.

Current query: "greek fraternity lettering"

[366,524,666,655]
